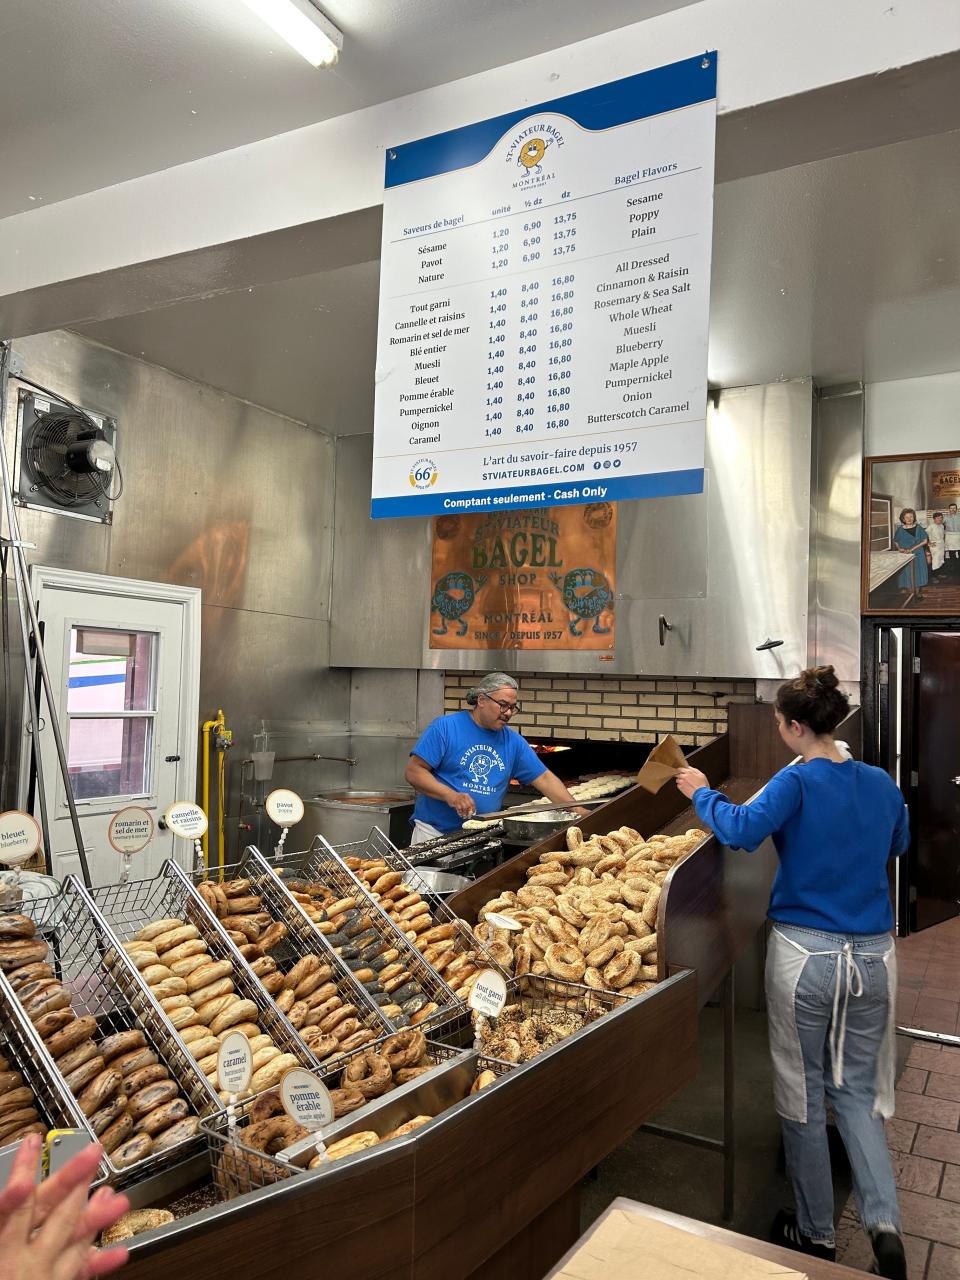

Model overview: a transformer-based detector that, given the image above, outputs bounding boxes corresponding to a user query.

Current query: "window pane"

[67,628,156,713]
[67,717,153,800]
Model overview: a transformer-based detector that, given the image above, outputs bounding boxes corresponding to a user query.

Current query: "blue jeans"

[766,923,901,1245]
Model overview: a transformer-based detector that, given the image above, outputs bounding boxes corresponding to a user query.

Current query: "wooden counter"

[545,1198,868,1280]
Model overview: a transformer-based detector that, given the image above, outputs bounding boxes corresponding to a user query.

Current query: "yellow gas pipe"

[200,709,226,876]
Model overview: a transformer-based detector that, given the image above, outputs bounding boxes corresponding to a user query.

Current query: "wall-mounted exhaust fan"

[15,391,121,523]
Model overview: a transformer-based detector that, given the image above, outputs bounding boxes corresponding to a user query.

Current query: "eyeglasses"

[481,693,520,715]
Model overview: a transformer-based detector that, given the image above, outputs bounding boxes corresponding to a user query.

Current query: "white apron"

[928,524,946,570]
[411,819,443,845]
[766,926,897,1123]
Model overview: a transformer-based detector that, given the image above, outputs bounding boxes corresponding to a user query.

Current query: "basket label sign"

[107,807,154,855]
[484,912,522,933]
[264,789,305,828]
[0,810,42,866]
[468,968,507,1018]
[163,802,208,841]
[280,1068,335,1131]
[217,1031,253,1095]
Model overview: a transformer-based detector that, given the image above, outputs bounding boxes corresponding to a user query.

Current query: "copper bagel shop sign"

[429,504,616,651]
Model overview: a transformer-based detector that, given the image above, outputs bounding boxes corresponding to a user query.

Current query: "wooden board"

[546,1198,869,1280]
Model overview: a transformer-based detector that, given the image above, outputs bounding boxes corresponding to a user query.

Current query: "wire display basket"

[186,846,390,1058]
[308,1028,457,1089]
[201,1041,512,1199]
[331,826,509,981]
[88,861,318,1081]
[0,967,104,1170]
[0,880,218,1187]
[434,972,627,1066]
[274,837,463,1030]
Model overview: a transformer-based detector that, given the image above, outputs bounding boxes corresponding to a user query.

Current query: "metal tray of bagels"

[202,1034,510,1197]
[186,847,391,1068]
[0,879,218,1187]
[332,826,509,991]
[434,972,626,1067]
[89,860,320,1102]
[272,836,464,1030]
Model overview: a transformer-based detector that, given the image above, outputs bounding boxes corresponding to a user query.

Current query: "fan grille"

[25,411,115,508]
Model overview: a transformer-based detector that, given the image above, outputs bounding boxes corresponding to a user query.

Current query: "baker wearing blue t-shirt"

[404,672,584,843]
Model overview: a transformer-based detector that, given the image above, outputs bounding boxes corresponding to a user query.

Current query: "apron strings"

[775,931,864,1088]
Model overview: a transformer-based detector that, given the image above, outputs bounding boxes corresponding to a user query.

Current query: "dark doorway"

[913,631,960,930]
[863,619,960,937]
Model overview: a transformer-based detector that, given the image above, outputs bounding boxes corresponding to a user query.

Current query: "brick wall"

[442,672,757,746]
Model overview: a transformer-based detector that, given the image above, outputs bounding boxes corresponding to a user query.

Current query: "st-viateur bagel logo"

[506,120,565,183]
[409,458,439,490]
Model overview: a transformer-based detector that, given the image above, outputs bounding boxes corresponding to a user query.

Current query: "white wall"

[865,371,960,457]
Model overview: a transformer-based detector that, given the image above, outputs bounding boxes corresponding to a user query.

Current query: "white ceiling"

[74,126,960,433]
[0,0,698,219]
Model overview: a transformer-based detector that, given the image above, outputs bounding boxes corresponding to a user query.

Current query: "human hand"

[570,805,591,819]
[450,792,476,819]
[675,767,709,800]
[0,1134,130,1280]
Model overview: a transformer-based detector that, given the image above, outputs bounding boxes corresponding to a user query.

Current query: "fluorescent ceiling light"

[240,0,343,67]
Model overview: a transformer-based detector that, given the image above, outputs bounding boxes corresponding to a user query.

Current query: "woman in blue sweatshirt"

[676,666,910,1280]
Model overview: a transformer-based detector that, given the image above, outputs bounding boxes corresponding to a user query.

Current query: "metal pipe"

[236,758,252,836]
[896,1026,960,1047]
[200,710,225,871]
[0,342,90,885]
[266,753,359,766]
[0,545,12,809]
[722,968,736,1222]
[234,751,358,850]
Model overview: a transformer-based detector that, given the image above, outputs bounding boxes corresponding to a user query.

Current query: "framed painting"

[862,451,960,615]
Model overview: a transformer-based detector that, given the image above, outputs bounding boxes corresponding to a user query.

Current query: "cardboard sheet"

[552,1210,807,1280]
[636,734,687,794]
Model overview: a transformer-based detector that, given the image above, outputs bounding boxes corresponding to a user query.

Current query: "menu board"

[372,53,717,519]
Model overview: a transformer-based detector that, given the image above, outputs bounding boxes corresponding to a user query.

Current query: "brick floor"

[929,1243,960,1279]
[943,1167,960,1205]
[896,918,960,1034]
[929,1077,960,1104]
[835,916,960,1277]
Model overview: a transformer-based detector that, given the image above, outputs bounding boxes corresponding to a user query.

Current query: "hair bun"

[777,666,848,735]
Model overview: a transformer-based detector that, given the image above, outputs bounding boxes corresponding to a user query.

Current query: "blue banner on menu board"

[371,53,717,519]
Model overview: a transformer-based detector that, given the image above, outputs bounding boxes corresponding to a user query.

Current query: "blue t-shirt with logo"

[410,711,546,831]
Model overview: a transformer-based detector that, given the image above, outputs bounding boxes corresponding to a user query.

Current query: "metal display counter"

[7,704,860,1280]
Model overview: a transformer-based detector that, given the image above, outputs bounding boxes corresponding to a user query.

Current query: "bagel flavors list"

[2,911,198,1168]
[197,877,382,1066]
[122,914,299,1101]
[281,872,442,1030]
[474,824,707,995]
